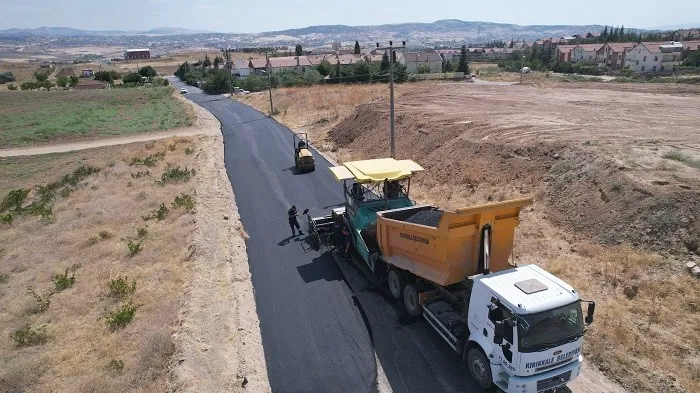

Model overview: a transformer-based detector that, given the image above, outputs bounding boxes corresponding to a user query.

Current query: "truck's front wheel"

[467,348,493,390]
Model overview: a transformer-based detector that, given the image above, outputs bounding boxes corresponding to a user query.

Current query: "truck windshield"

[518,302,583,352]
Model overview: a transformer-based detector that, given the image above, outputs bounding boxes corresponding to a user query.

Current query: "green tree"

[34,70,50,82]
[442,58,455,72]
[175,61,191,79]
[416,64,431,74]
[214,55,224,69]
[138,66,157,78]
[353,60,371,81]
[69,76,79,87]
[457,45,470,74]
[94,70,120,82]
[57,76,68,87]
[202,55,211,68]
[683,49,700,67]
[316,59,332,76]
[393,62,408,83]
[295,44,303,56]
[122,72,143,84]
[0,71,15,84]
[354,41,361,55]
[335,60,341,78]
[380,51,390,73]
[202,69,232,93]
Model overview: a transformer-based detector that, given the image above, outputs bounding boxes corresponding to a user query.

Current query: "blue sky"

[2,0,698,32]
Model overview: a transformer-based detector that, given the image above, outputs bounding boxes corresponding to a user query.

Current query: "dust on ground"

[242,81,700,393]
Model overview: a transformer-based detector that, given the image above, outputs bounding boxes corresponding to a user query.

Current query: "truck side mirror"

[585,302,595,325]
[493,322,506,345]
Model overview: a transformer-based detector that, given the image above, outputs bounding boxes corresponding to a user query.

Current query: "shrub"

[105,301,138,330]
[142,203,168,221]
[7,83,17,90]
[130,152,165,167]
[53,268,76,291]
[122,72,143,84]
[11,324,48,347]
[172,193,195,212]
[1,189,29,212]
[26,286,51,313]
[130,170,150,179]
[157,166,195,184]
[136,227,148,238]
[184,147,194,155]
[0,273,9,284]
[127,239,142,256]
[108,276,136,299]
[0,212,12,223]
[106,359,125,375]
[0,71,16,84]
[168,143,176,152]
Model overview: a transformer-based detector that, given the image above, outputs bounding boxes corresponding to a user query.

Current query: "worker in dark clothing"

[341,226,351,261]
[288,205,303,236]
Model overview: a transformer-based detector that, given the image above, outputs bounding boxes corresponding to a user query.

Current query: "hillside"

[0,20,608,47]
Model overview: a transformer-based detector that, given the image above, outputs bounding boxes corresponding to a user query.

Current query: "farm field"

[0,87,194,148]
[241,80,700,393]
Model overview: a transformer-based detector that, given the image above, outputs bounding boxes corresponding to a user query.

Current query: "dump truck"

[293,132,315,173]
[307,158,595,393]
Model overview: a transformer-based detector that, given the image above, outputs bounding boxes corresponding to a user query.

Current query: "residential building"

[684,40,700,51]
[82,68,93,77]
[571,44,604,63]
[673,29,700,41]
[624,41,685,73]
[600,43,635,70]
[233,59,251,77]
[267,56,312,73]
[554,45,578,62]
[401,52,442,73]
[248,58,267,75]
[124,49,150,60]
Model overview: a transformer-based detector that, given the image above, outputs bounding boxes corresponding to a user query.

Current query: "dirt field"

[242,81,700,393]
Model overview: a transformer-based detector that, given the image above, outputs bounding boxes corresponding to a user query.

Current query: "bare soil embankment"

[242,81,700,393]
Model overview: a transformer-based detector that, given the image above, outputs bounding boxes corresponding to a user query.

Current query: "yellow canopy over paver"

[329,158,424,183]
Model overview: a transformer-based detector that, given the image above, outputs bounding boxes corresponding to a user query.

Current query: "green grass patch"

[156,165,195,185]
[108,276,136,299]
[11,324,48,347]
[130,151,165,167]
[52,268,76,291]
[663,150,700,169]
[172,193,195,212]
[105,301,138,330]
[0,87,193,148]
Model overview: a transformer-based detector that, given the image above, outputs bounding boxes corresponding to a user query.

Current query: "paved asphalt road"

[170,79,481,393]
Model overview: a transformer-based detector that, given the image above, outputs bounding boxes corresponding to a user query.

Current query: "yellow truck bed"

[376,198,532,286]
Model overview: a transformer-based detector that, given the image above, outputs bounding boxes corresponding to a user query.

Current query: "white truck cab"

[467,264,592,392]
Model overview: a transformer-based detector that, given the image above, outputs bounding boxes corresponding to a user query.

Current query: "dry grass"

[238,82,700,393]
[0,137,200,392]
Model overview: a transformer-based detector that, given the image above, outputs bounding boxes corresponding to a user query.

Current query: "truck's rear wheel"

[467,348,493,390]
[388,269,406,299]
[403,284,422,317]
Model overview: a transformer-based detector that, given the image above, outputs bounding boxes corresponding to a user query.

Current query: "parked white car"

[180,87,188,94]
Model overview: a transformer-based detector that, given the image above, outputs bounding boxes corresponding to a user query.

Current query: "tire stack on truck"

[308,158,595,393]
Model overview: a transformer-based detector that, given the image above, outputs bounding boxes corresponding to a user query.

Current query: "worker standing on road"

[288,205,303,236]
[341,226,351,261]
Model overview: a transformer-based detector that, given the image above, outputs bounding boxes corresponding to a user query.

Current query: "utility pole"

[266,52,273,116]
[376,40,405,159]
[520,54,525,84]
[221,47,234,96]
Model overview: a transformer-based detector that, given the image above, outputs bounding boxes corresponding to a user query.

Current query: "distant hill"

[0,26,212,37]
[0,20,629,47]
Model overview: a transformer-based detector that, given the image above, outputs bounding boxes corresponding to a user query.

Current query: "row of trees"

[441,46,471,74]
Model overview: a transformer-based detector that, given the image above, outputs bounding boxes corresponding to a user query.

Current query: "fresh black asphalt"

[170,79,482,393]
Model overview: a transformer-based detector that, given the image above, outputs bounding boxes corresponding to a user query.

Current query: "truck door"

[487,299,516,370]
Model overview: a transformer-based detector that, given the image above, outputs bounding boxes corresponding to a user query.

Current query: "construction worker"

[288,205,303,236]
[341,226,351,261]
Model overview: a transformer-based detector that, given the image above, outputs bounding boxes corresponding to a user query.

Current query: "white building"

[624,41,684,73]
[400,51,443,73]
[234,59,251,77]
[570,44,604,64]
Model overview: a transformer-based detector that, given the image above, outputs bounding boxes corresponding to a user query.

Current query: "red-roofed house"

[248,58,268,75]
[600,43,635,69]
[268,56,312,73]
[554,45,578,62]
